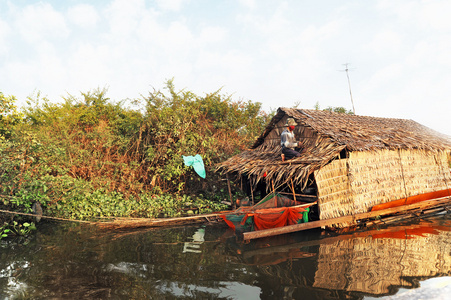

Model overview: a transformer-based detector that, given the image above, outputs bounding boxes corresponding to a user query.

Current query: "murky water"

[1,213,451,299]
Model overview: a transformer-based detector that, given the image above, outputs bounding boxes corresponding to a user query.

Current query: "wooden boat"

[220,193,316,233]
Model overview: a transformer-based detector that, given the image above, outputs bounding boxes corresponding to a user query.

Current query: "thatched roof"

[255,108,451,151]
[217,107,451,190]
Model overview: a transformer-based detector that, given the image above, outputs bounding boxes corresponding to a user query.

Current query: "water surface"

[1,213,451,299]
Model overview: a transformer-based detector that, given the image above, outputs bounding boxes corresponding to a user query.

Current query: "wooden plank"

[278,191,317,198]
[242,196,451,241]
[365,205,449,227]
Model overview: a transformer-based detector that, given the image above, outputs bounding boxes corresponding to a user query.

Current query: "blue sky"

[1,0,451,136]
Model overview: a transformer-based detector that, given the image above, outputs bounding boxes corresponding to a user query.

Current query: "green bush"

[0,82,268,222]
[0,92,23,139]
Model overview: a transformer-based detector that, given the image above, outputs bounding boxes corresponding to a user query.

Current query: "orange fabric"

[252,206,306,231]
[371,188,451,211]
[372,226,439,239]
[221,216,237,231]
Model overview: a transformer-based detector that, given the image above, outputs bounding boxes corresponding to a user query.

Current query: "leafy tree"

[0,92,23,139]
[141,79,271,193]
[313,101,321,110]
[314,102,354,114]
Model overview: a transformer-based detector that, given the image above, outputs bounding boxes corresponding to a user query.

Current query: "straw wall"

[399,149,451,195]
[315,158,353,219]
[315,149,451,220]
[350,149,451,214]
[313,228,451,294]
[348,149,407,214]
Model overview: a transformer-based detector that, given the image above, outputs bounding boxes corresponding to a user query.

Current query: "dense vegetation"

[0,81,272,238]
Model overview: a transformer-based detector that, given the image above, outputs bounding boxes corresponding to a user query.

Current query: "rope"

[434,153,450,195]
[397,149,409,203]
[0,209,98,224]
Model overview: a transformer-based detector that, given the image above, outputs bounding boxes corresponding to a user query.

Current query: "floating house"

[218,107,451,224]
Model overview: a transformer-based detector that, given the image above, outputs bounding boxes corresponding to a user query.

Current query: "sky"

[1,0,451,136]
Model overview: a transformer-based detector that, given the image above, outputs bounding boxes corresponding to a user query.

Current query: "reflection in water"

[313,222,451,295]
[313,221,451,295]
[183,227,205,253]
[0,215,450,299]
[155,281,261,299]
[0,260,30,297]
[229,217,451,299]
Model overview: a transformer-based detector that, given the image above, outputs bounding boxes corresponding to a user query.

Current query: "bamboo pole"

[271,180,276,207]
[250,183,255,206]
[290,179,296,201]
[97,212,229,230]
[242,196,451,241]
[227,174,234,210]
[398,149,408,203]
[277,191,317,198]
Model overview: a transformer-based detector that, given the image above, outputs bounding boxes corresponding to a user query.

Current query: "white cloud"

[138,16,195,54]
[0,18,10,38]
[165,21,194,48]
[14,2,69,44]
[363,31,402,57]
[238,0,257,10]
[0,19,11,55]
[419,1,451,31]
[62,43,113,97]
[2,41,66,97]
[106,0,146,37]
[237,2,290,34]
[299,19,342,42]
[155,0,189,12]
[67,4,99,29]
[36,45,66,86]
[198,26,228,45]
[3,60,38,94]
[377,0,451,31]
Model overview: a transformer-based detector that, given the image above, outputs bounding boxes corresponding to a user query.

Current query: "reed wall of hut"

[315,149,451,220]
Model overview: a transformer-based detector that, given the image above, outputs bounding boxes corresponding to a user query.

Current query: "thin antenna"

[340,63,355,114]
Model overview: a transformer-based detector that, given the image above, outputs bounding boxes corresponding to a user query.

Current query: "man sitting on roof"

[281,117,302,161]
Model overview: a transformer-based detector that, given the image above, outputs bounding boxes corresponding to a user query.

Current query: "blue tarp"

[182,154,206,178]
